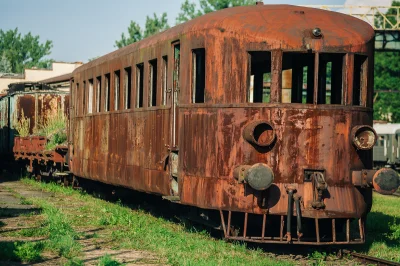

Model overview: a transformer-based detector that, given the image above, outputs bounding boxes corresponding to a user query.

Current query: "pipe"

[286,189,294,242]
[294,195,303,239]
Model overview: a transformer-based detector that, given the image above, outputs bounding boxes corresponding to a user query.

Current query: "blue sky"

[0,0,379,63]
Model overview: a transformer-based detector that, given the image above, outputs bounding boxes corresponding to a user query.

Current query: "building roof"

[374,123,400,135]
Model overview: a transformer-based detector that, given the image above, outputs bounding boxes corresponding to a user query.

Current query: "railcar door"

[169,42,180,196]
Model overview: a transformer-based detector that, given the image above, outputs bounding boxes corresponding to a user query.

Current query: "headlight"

[243,121,275,147]
[351,125,377,150]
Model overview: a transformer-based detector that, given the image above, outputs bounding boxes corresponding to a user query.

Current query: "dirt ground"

[0,177,163,266]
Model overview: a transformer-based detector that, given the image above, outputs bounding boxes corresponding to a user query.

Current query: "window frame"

[136,63,144,108]
[191,48,206,104]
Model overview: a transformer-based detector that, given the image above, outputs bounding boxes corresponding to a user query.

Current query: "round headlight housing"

[243,121,275,147]
[351,125,377,150]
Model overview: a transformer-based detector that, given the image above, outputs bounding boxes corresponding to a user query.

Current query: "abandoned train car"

[0,82,69,162]
[70,4,400,244]
[373,123,400,169]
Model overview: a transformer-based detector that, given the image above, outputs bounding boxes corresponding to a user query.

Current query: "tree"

[375,1,400,29]
[373,1,400,122]
[176,0,256,24]
[0,28,53,73]
[373,51,400,121]
[0,52,12,73]
[115,13,169,48]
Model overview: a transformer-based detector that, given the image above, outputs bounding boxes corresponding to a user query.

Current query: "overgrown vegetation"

[0,190,82,264]
[35,110,67,150]
[4,178,399,265]
[12,109,67,150]
[98,254,125,266]
[358,193,400,262]
[20,178,289,266]
[0,241,44,263]
[13,109,30,137]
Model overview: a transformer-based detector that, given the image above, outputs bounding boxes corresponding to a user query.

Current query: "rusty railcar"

[70,4,400,244]
[0,82,69,161]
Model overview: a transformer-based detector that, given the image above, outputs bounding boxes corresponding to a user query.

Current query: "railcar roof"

[374,123,400,135]
[75,4,374,73]
[39,73,72,84]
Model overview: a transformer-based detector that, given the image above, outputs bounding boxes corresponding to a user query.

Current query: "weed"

[34,109,67,150]
[20,197,33,205]
[0,241,43,263]
[5,227,48,238]
[308,250,327,265]
[39,202,81,259]
[14,241,44,262]
[0,220,6,227]
[65,257,84,266]
[98,254,124,266]
[388,219,400,240]
[13,109,30,137]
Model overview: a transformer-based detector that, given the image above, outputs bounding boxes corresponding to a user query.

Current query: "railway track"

[341,250,400,266]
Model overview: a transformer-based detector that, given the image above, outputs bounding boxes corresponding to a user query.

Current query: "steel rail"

[342,249,400,266]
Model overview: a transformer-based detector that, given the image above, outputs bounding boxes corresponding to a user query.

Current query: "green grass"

[0,241,44,263]
[3,227,47,238]
[98,254,125,266]
[20,197,33,205]
[21,178,290,266]
[356,192,400,262]
[2,185,82,263]
[18,178,400,265]
[36,199,82,259]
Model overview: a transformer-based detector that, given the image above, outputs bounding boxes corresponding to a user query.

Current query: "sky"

[0,0,393,63]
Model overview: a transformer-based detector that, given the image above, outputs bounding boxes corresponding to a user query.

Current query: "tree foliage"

[375,1,399,29]
[176,0,256,24]
[115,13,169,48]
[373,1,400,122]
[0,52,12,73]
[116,0,255,48]
[373,51,400,121]
[0,28,53,73]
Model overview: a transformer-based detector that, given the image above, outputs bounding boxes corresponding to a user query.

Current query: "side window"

[353,55,368,106]
[149,59,157,107]
[88,79,93,114]
[282,53,314,104]
[162,56,168,106]
[248,51,271,103]
[379,136,385,147]
[136,63,144,108]
[76,83,79,116]
[192,48,205,103]
[318,54,344,104]
[82,81,86,115]
[105,73,110,112]
[124,67,132,109]
[114,70,120,110]
[96,76,101,112]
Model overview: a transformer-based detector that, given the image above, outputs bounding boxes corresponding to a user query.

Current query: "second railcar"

[0,82,69,160]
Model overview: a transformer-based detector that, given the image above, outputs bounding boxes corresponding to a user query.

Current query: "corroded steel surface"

[13,136,66,165]
[70,5,377,244]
